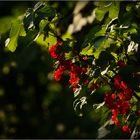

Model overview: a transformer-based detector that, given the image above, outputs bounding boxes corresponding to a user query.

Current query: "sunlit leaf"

[61,32,73,41]
[95,2,120,22]
[5,19,23,52]
[93,38,113,59]
[80,44,95,56]
[35,32,57,48]
[95,7,108,21]
[39,19,49,33]
[108,2,120,19]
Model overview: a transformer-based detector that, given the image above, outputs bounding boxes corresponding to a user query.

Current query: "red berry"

[121,81,127,90]
[122,125,131,133]
[60,60,72,70]
[104,94,117,109]
[70,72,77,79]
[111,115,117,121]
[82,56,88,60]
[81,67,87,74]
[119,93,124,100]
[112,109,118,115]
[69,76,79,87]
[114,75,121,81]
[137,110,140,116]
[90,82,95,91]
[111,93,117,99]
[49,41,64,60]
[114,79,121,90]
[54,67,64,81]
[114,121,120,126]
[117,60,126,68]
[84,79,89,85]
[73,88,77,92]
[125,88,133,100]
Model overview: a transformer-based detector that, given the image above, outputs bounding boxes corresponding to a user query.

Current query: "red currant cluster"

[69,65,87,87]
[49,41,64,60]
[49,41,71,81]
[53,60,72,81]
[49,41,139,134]
[49,41,88,92]
[104,74,133,133]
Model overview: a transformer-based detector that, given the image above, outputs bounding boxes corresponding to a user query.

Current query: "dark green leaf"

[23,8,35,31]
[36,4,56,21]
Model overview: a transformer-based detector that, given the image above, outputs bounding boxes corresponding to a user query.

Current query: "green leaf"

[95,2,120,21]
[111,52,118,59]
[39,19,49,33]
[36,4,56,21]
[93,37,114,59]
[19,24,26,37]
[45,32,57,47]
[35,32,57,48]
[80,44,95,56]
[0,16,16,35]
[63,41,72,53]
[81,25,101,48]
[81,26,107,58]
[127,27,137,34]
[96,51,114,72]
[5,19,23,52]
[95,7,108,21]
[65,52,73,60]
[108,2,120,19]
[23,8,35,31]
[96,85,112,95]
[94,1,111,7]
[94,26,106,37]
[61,32,73,41]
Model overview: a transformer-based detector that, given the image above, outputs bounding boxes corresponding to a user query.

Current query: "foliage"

[2,1,140,139]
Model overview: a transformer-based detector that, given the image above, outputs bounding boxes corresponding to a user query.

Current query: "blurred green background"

[0,1,99,138]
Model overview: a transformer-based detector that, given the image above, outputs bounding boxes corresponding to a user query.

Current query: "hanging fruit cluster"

[49,38,140,134]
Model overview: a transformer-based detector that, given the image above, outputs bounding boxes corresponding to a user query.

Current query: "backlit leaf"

[5,19,23,52]
[80,44,95,56]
